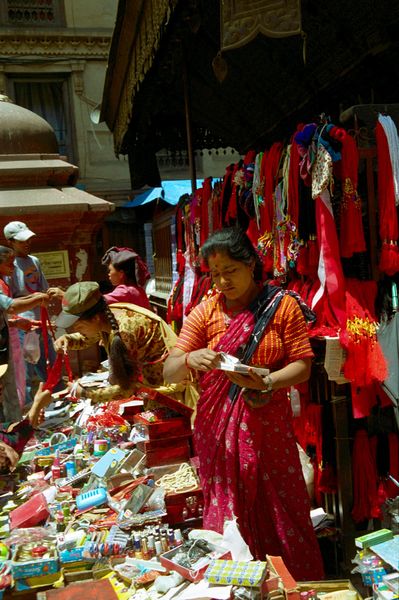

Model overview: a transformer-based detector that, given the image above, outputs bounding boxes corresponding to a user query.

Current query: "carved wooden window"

[152,210,174,296]
[0,0,65,27]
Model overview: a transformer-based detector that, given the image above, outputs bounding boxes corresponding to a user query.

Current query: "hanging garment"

[339,134,367,257]
[375,119,399,275]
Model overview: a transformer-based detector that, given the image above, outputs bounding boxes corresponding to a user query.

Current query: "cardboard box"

[355,529,393,549]
[14,571,62,591]
[267,556,363,600]
[204,559,277,597]
[12,547,59,579]
[160,542,230,582]
[297,580,362,600]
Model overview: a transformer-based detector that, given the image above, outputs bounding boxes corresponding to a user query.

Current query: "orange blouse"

[175,292,313,370]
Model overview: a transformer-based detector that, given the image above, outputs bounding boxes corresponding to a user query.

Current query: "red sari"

[175,288,324,580]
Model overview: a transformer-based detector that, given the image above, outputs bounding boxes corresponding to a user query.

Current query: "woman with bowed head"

[163,227,324,580]
[54,282,197,407]
[101,246,151,308]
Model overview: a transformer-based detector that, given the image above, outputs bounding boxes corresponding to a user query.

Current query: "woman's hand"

[186,349,221,372]
[47,287,65,300]
[27,383,53,428]
[54,335,69,354]
[0,441,19,472]
[33,292,49,306]
[225,367,268,390]
[9,317,41,332]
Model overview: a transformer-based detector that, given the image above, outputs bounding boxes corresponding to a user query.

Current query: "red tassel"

[368,339,388,384]
[379,242,399,276]
[351,385,377,419]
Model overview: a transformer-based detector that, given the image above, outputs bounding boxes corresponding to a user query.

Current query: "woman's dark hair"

[80,297,135,389]
[0,246,14,265]
[200,227,263,281]
[113,258,137,285]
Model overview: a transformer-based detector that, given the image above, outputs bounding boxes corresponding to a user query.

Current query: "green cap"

[55,282,102,328]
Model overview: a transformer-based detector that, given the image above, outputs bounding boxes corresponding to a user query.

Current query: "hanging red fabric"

[339,135,367,257]
[40,306,73,392]
[288,139,300,228]
[375,121,399,275]
[43,353,73,393]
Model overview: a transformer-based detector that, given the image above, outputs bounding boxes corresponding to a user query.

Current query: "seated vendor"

[0,364,52,473]
[54,282,197,407]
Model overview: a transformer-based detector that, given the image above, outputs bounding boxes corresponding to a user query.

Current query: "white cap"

[0,364,8,378]
[3,221,36,242]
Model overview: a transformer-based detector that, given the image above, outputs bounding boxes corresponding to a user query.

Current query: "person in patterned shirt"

[163,227,324,581]
[54,282,194,405]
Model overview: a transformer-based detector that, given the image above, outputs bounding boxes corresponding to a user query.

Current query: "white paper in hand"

[222,517,253,561]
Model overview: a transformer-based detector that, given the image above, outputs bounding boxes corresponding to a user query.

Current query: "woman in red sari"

[164,228,324,580]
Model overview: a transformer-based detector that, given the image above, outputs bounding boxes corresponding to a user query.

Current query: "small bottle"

[160,535,169,553]
[392,282,398,312]
[65,458,77,479]
[141,536,150,560]
[62,502,71,517]
[147,535,155,558]
[51,451,61,482]
[167,529,175,548]
[56,511,65,532]
[154,538,162,556]
[174,529,183,546]
[133,534,142,559]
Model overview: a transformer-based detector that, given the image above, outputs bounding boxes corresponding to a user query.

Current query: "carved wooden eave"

[101,0,178,155]
[0,29,112,58]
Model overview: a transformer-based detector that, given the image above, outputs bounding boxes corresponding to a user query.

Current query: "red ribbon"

[40,306,73,392]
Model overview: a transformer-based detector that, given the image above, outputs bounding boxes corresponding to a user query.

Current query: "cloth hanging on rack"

[378,114,399,205]
[311,143,346,328]
[340,282,387,395]
[339,134,367,257]
[375,119,399,275]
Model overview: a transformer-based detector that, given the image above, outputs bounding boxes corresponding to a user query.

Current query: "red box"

[164,487,204,525]
[133,387,193,416]
[134,413,191,440]
[10,492,50,530]
[160,543,230,582]
[132,387,193,438]
[137,438,191,467]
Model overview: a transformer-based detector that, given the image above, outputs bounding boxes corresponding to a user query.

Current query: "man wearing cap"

[3,221,60,403]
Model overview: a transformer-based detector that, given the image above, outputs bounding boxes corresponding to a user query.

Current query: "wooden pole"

[183,57,197,194]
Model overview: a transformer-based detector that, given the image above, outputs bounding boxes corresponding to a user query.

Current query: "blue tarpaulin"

[124,179,202,208]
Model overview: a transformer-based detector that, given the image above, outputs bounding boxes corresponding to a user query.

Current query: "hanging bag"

[22,330,40,364]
